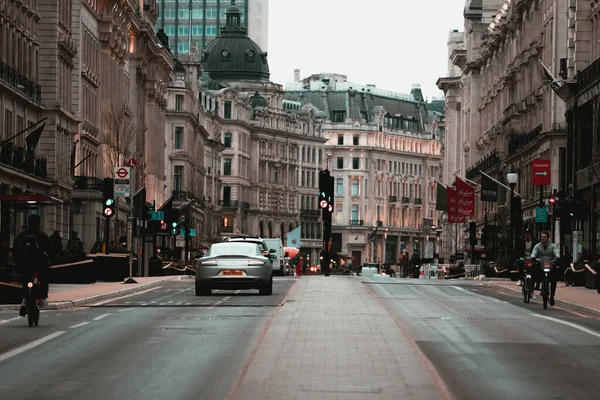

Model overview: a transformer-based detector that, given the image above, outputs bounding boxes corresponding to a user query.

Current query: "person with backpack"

[12,214,54,314]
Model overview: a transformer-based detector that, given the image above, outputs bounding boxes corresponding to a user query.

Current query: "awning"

[0,194,64,205]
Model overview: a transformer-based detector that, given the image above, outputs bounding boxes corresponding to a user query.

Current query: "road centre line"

[118,308,134,312]
[0,316,21,324]
[92,314,112,321]
[0,331,67,363]
[532,314,600,339]
[70,322,90,329]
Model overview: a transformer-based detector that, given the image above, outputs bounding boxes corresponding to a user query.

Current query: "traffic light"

[171,220,179,235]
[469,221,476,248]
[319,170,331,210]
[102,178,115,218]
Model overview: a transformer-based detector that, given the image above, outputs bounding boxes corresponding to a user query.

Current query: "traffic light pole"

[125,169,137,284]
[104,217,110,255]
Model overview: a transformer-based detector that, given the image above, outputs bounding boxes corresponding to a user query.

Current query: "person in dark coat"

[50,231,63,256]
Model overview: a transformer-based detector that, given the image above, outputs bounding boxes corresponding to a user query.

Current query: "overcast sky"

[267,0,466,101]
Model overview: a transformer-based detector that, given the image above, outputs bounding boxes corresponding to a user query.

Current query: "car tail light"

[201,260,217,266]
[248,261,265,266]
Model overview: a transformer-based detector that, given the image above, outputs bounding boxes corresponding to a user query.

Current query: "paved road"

[0,277,295,400]
[367,276,600,400]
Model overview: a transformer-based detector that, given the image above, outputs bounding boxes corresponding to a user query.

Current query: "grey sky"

[267,0,466,101]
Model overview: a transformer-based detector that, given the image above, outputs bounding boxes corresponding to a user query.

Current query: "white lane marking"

[451,286,466,292]
[93,314,112,321]
[140,303,148,306]
[0,331,67,363]
[532,314,600,339]
[0,317,21,324]
[70,322,90,329]
[150,301,157,304]
[89,286,163,306]
[167,300,174,304]
[118,308,134,312]
[185,303,191,305]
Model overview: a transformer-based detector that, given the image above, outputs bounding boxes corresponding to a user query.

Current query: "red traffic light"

[549,197,555,205]
[319,199,329,209]
[328,204,333,213]
[103,207,114,217]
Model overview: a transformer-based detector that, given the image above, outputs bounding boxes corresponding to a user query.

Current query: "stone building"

[198,3,326,262]
[438,0,569,261]
[285,73,443,267]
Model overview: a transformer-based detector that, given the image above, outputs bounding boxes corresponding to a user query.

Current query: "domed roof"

[201,1,270,81]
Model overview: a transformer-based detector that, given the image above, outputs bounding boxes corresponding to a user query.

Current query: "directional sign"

[151,211,164,221]
[531,159,551,186]
[535,207,548,223]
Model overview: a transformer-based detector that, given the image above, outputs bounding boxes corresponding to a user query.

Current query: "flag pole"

[479,170,524,198]
[455,174,481,190]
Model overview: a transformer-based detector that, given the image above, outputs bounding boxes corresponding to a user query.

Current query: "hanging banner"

[456,177,475,217]
[447,186,464,224]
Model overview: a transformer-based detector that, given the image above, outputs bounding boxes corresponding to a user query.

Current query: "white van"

[262,238,285,276]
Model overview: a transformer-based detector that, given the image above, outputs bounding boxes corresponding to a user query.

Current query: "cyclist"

[12,214,54,316]
[517,228,538,286]
[530,230,560,306]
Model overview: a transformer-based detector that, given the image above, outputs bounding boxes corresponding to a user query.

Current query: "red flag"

[456,177,475,218]
[447,186,464,223]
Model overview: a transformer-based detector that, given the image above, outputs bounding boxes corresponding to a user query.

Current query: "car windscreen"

[209,243,258,256]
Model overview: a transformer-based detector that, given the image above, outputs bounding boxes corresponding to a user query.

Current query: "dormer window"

[221,49,231,61]
[245,50,255,62]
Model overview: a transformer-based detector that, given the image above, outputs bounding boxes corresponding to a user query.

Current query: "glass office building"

[156,0,249,56]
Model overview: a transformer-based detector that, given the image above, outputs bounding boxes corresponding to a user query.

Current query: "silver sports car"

[195,242,273,296]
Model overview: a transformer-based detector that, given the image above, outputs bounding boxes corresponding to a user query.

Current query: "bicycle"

[522,258,534,303]
[539,260,555,310]
[24,272,42,327]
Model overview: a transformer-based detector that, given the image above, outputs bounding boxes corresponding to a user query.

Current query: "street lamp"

[506,172,519,265]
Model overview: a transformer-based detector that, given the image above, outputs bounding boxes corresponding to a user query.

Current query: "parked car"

[195,242,273,296]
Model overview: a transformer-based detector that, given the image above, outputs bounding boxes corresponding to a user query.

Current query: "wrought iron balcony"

[350,219,364,226]
[0,143,47,179]
[414,198,422,205]
[402,197,410,204]
[0,60,42,102]
[219,200,239,208]
[74,176,103,190]
[466,150,503,180]
[578,57,600,93]
[388,196,397,202]
[172,190,189,201]
[301,209,320,217]
[241,201,250,210]
[507,125,542,155]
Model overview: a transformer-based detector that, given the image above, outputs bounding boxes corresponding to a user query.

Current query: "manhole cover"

[441,316,485,320]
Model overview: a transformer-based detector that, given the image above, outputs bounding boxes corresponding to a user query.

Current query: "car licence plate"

[222,270,243,276]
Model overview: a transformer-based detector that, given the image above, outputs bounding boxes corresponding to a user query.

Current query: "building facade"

[198,3,326,263]
[438,0,569,263]
[285,74,443,268]
[155,0,268,57]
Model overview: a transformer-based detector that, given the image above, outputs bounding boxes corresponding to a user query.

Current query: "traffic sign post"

[114,167,131,197]
[117,164,136,284]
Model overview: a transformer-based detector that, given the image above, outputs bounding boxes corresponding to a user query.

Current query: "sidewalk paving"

[487,280,600,316]
[230,276,447,400]
[0,276,177,311]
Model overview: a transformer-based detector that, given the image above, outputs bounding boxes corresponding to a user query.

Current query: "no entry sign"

[531,159,551,186]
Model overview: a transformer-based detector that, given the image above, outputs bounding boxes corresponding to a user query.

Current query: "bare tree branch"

[185,167,204,200]
[102,103,136,176]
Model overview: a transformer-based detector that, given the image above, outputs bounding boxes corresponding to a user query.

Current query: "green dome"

[201,2,270,81]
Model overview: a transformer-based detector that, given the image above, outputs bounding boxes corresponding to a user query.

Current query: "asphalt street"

[0,277,295,400]
[367,276,600,400]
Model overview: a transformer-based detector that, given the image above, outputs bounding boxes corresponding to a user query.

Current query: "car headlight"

[248,261,265,266]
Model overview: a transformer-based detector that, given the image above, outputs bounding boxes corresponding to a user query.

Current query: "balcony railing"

[466,150,503,180]
[414,198,422,205]
[221,225,233,233]
[388,196,397,202]
[301,209,320,217]
[74,176,103,190]
[0,61,42,102]
[507,125,543,155]
[220,200,239,208]
[350,219,364,226]
[0,144,47,179]
[578,57,600,92]
[172,190,189,201]
[241,201,250,210]
[402,197,410,204]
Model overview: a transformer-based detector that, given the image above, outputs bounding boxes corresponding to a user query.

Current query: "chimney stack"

[294,69,300,82]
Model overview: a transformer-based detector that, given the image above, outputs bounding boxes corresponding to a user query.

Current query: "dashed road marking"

[0,316,21,324]
[118,308,134,312]
[70,322,90,329]
[93,313,112,321]
[0,331,66,363]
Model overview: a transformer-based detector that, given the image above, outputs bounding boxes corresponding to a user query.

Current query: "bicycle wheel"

[542,279,548,309]
[523,276,530,303]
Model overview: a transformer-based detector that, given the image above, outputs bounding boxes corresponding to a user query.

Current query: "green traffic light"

[171,222,178,228]
[171,229,177,235]
[105,198,114,206]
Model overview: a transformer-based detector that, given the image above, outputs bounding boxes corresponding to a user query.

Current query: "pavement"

[0,276,177,311]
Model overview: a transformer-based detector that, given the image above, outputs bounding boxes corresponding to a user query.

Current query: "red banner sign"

[456,177,475,218]
[531,159,551,185]
[447,186,465,224]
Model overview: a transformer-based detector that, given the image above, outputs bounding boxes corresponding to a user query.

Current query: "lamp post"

[506,172,519,265]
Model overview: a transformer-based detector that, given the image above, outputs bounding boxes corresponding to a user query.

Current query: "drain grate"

[441,316,485,320]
